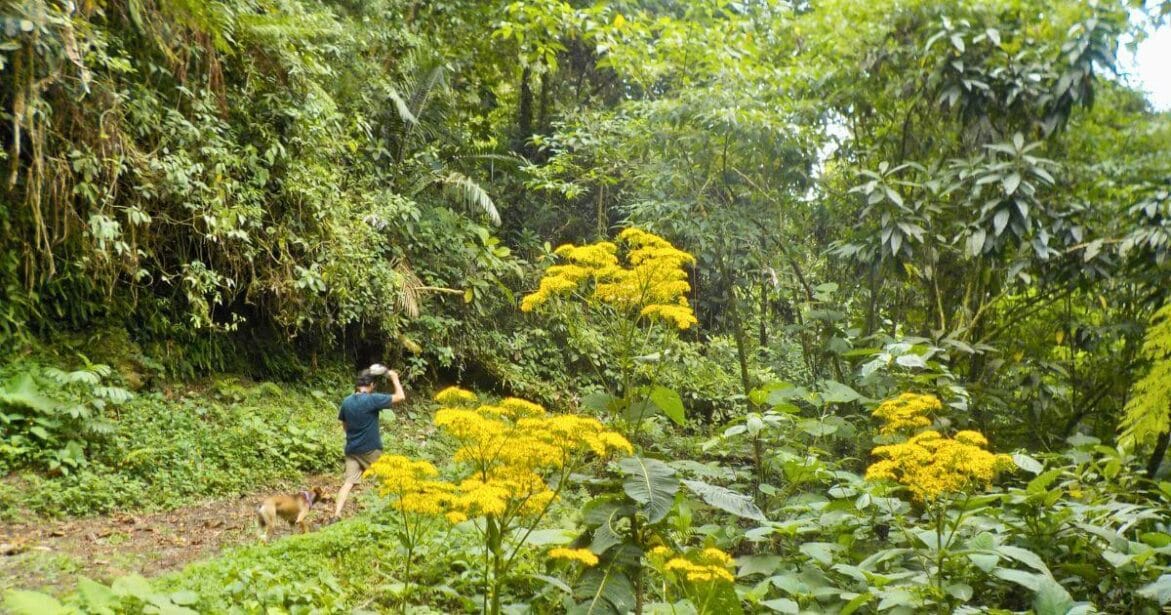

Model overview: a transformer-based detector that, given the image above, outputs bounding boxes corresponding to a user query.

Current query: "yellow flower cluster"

[872,392,941,434]
[431,390,632,522]
[435,386,478,406]
[520,228,698,330]
[663,547,736,583]
[365,455,456,516]
[865,429,1014,501]
[548,548,599,567]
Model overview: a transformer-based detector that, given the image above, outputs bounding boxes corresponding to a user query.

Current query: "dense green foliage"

[3,0,1171,612]
[0,359,345,518]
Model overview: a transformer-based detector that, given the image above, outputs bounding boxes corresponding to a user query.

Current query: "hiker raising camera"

[332,364,405,520]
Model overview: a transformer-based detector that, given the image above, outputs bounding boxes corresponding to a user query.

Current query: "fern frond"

[1120,303,1171,449]
[441,172,501,225]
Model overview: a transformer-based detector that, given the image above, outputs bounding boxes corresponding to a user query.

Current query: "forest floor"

[0,473,353,595]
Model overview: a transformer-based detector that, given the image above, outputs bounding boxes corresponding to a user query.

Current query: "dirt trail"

[0,475,343,595]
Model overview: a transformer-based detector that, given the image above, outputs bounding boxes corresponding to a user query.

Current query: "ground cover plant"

[3,0,1171,613]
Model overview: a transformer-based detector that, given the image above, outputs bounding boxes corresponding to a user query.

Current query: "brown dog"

[256,486,325,539]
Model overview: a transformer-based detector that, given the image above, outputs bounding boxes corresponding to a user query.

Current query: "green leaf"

[799,542,836,566]
[573,552,637,614]
[169,590,199,606]
[997,545,1049,573]
[77,577,115,608]
[681,479,767,522]
[532,574,573,594]
[0,373,58,414]
[3,591,69,615]
[1138,574,1171,605]
[582,392,619,414]
[797,419,838,437]
[994,568,1042,591]
[1027,469,1064,494]
[841,592,873,615]
[818,380,861,404]
[1012,453,1044,474]
[518,528,575,546]
[736,555,783,578]
[648,386,685,425]
[1033,576,1074,615]
[760,598,798,613]
[968,553,1000,572]
[1003,172,1022,195]
[618,457,679,523]
[876,587,915,610]
[111,574,155,600]
[946,582,973,601]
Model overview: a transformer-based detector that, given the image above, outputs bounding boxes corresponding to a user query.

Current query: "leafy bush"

[0,361,130,476]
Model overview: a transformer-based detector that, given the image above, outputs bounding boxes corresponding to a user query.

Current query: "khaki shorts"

[343,449,382,484]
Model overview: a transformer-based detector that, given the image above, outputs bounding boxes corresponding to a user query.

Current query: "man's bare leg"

[334,481,356,518]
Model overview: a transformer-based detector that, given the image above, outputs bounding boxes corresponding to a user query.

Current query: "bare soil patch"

[0,475,342,595]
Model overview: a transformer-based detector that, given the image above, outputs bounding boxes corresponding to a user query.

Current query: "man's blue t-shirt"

[338,392,393,455]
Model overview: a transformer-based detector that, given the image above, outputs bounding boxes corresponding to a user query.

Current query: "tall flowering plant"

[863,393,1015,608]
[370,387,632,615]
[364,455,456,612]
[521,228,697,433]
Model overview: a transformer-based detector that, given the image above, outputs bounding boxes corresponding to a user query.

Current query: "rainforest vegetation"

[2,0,1171,613]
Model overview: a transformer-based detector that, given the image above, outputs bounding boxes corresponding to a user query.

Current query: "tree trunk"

[515,67,533,155]
[727,283,753,399]
[1147,428,1170,479]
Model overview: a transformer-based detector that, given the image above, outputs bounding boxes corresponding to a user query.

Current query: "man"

[332,365,405,520]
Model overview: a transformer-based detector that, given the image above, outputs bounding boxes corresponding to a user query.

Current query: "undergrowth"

[0,368,350,519]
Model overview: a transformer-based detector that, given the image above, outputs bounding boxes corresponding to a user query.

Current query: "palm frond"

[441,172,501,226]
[394,260,423,319]
[385,86,417,125]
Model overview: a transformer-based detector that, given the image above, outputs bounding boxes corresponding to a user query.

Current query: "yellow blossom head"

[520,228,698,331]
[664,552,735,584]
[435,386,478,406]
[435,395,631,522]
[872,393,942,435]
[548,547,599,567]
[865,426,1014,502]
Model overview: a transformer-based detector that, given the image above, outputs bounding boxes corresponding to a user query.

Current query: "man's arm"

[387,370,406,405]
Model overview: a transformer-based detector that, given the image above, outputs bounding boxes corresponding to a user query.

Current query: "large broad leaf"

[582,392,620,414]
[1139,574,1171,605]
[0,373,59,414]
[582,497,632,555]
[817,380,861,404]
[3,591,69,615]
[681,479,767,522]
[582,497,635,527]
[994,568,1042,591]
[760,598,798,613]
[77,577,116,609]
[1033,576,1074,615]
[997,545,1049,573]
[572,545,639,615]
[618,457,679,523]
[648,386,686,425]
